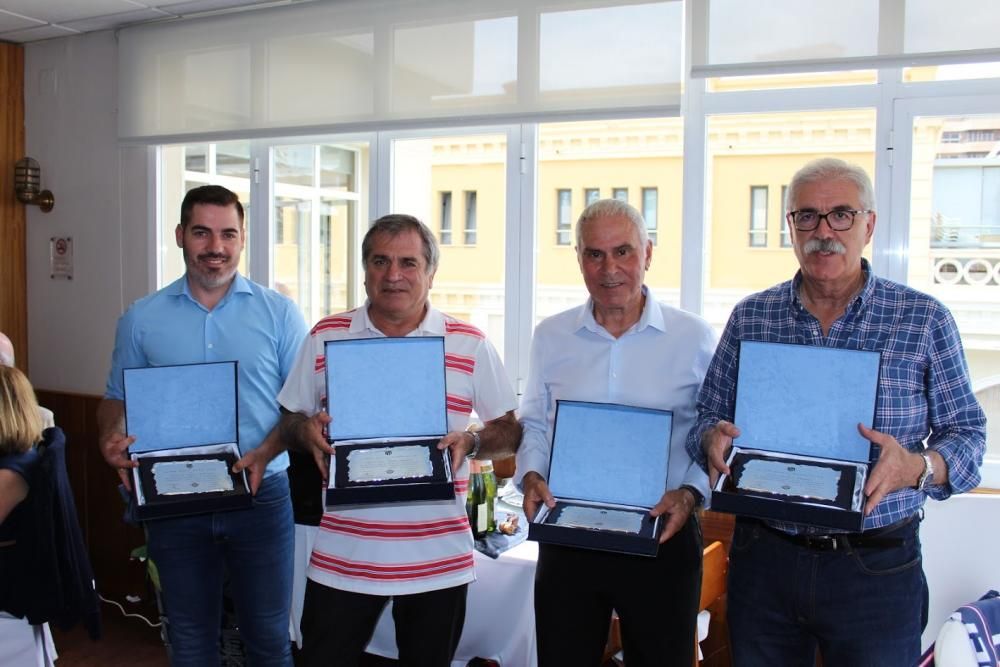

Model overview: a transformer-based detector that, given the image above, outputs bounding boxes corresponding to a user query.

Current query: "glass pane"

[272,141,368,325]
[274,146,315,187]
[906,114,1000,461]
[708,0,877,66]
[904,62,1000,83]
[392,17,517,114]
[903,0,1000,53]
[159,141,251,287]
[705,109,876,329]
[537,118,683,322]
[539,2,682,106]
[391,133,507,355]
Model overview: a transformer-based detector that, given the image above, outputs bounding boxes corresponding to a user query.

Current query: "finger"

[311,446,329,483]
[523,495,539,521]
[249,470,263,495]
[864,485,885,515]
[232,455,250,473]
[649,495,673,518]
[117,467,132,492]
[659,508,687,543]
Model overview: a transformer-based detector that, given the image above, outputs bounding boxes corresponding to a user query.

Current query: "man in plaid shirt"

[686,158,986,666]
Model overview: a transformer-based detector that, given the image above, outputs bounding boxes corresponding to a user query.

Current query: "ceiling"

[0,0,308,44]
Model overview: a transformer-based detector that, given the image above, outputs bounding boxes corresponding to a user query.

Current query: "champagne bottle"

[466,460,487,538]
[480,460,497,533]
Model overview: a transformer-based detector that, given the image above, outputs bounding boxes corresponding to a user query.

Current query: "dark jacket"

[4,428,101,639]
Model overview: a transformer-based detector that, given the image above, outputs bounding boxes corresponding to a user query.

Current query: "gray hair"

[361,214,440,274]
[785,158,876,212]
[576,198,649,251]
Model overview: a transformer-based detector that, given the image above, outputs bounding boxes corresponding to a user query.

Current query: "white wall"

[921,493,1000,650]
[24,31,151,395]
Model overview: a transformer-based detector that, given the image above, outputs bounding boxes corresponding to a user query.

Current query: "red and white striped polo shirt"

[277,302,517,596]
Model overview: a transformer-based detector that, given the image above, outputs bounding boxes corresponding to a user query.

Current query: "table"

[290,525,539,667]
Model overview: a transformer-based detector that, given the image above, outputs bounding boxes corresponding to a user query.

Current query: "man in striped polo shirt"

[277,214,521,666]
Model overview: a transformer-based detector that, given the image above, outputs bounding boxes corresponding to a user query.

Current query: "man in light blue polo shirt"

[97,185,306,666]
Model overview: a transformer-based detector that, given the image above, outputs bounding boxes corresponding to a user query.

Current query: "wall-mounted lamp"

[14,157,55,213]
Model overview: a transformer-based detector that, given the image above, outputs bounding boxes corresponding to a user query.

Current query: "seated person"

[0,365,58,667]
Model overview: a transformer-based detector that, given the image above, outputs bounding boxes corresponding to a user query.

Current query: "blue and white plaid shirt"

[686,260,986,533]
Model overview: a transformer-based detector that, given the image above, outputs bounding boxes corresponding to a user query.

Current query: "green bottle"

[466,460,487,538]
[480,460,497,533]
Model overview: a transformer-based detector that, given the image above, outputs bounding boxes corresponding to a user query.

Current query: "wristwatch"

[465,430,482,460]
[915,453,934,491]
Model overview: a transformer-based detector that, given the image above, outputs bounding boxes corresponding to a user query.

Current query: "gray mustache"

[803,238,846,255]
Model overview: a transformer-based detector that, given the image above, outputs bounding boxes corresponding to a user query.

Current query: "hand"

[650,488,697,543]
[299,412,334,483]
[232,447,272,495]
[859,423,925,515]
[703,420,740,488]
[99,431,137,491]
[521,471,555,521]
[438,431,474,477]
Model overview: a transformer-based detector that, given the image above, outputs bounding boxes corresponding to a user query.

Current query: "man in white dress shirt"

[516,199,717,666]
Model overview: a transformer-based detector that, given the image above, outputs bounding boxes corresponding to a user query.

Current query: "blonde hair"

[0,366,43,455]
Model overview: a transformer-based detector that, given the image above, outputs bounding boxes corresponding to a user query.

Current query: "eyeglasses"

[786,208,870,232]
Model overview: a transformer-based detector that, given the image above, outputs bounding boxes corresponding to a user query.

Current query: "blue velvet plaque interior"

[733,341,880,463]
[548,401,673,509]
[325,337,447,441]
[123,361,238,454]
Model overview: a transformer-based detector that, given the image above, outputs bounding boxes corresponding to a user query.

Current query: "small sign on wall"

[50,236,73,280]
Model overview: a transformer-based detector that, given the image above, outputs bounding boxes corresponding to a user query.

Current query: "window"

[585,188,600,205]
[780,185,792,247]
[464,190,477,245]
[440,191,453,245]
[556,189,572,246]
[749,186,768,247]
[613,187,628,202]
[903,111,1000,481]
[642,187,658,245]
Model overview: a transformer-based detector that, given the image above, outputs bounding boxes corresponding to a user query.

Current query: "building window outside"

[642,187,658,245]
[557,189,572,245]
[780,185,792,247]
[613,187,628,202]
[585,188,600,205]
[749,185,768,247]
[464,190,477,245]
[440,191,453,245]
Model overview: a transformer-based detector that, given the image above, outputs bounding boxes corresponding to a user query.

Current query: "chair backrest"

[699,540,728,611]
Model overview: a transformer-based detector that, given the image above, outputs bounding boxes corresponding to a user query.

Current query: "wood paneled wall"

[36,390,151,603]
[0,42,27,372]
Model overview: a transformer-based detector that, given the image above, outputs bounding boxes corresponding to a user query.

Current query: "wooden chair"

[602,540,729,666]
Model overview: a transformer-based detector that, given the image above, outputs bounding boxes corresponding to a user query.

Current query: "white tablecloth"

[290,525,538,667]
[0,614,57,667]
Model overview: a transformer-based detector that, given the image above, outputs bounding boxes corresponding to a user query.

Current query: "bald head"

[0,332,14,367]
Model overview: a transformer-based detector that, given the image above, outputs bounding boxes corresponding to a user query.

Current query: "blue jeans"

[727,516,926,667]
[147,472,294,667]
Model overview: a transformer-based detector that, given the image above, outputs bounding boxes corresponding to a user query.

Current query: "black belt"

[754,514,916,552]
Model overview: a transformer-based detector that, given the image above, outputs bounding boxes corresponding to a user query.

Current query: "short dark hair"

[179,185,245,228]
[361,214,439,273]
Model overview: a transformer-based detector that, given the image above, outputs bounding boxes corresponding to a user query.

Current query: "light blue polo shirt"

[105,274,307,477]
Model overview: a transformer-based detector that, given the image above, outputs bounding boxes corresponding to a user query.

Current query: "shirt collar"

[167,273,252,309]
[574,286,664,336]
[790,258,874,313]
[353,300,443,336]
